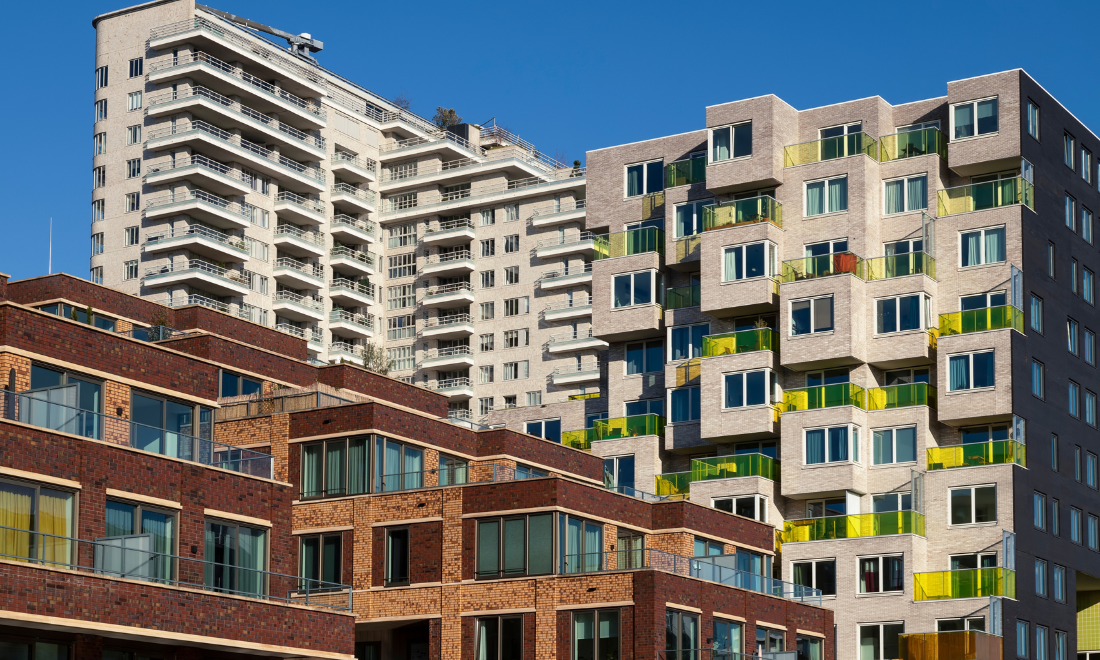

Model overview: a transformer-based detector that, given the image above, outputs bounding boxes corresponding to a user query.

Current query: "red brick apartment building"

[0,272,832,660]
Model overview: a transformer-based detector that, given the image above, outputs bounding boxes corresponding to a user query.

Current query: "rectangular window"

[503,297,528,317]
[128,90,142,111]
[504,235,520,253]
[711,121,752,162]
[613,271,656,308]
[481,239,495,257]
[1054,565,1066,602]
[126,158,141,178]
[102,498,175,582]
[479,209,494,226]
[872,426,917,465]
[859,623,904,660]
[124,192,140,213]
[1030,295,1043,333]
[792,559,836,596]
[92,199,105,222]
[625,160,664,198]
[387,285,414,310]
[805,176,848,216]
[387,253,416,279]
[479,333,495,352]
[572,610,621,660]
[504,329,529,348]
[476,513,554,578]
[1086,268,1096,304]
[1091,516,1099,551]
[960,226,1006,266]
[674,200,715,238]
[387,346,414,372]
[948,350,995,391]
[479,366,494,384]
[126,125,141,145]
[669,387,701,423]
[93,132,106,155]
[91,232,104,256]
[384,527,409,585]
[1032,360,1045,398]
[1070,381,1081,417]
[1048,242,1056,278]
[670,323,709,361]
[1027,101,1040,140]
[1089,453,1098,489]
[952,97,998,139]
[804,425,859,465]
[504,266,520,285]
[1087,329,1096,365]
[387,223,417,248]
[859,555,904,593]
[204,519,267,596]
[722,240,777,281]
[1055,631,1067,660]
[1018,621,1030,659]
[1072,508,1083,544]
[666,610,700,657]
[713,494,768,522]
[299,533,342,589]
[791,295,834,335]
[478,397,494,415]
[1087,149,1096,183]
[1052,499,1060,536]
[92,166,106,189]
[90,266,103,284]
[525,418,560,442]
[505,204,519,222]
[503,361,529,381]
[1034,492,1047,530]
[1066,194,1077,230]
[480,302,495,320]
[128,57,143,77]
[1088,391,1098,426]
[883,174,928,214]
[123,260,138,280]
[475,615,524,660]
[0,478,76,564]
[1037,627,1048,660]
[94,99,107,122]
[876,294,927,334]
[723,369,777,409]
[1052,434,1060,471]
[95,65,108,89]
[950,485,997,525]
[480,270,495,288]
[387,315,415,340]
[1084,207,1094,243]
[626,340,663,375]
[1066,134,1077,169]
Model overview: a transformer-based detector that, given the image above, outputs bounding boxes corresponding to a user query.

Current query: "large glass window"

[791,296,834,335]
[876,294,928,334]
[669,387,701,423]
[711,122,752,162]
[301,437,369,498]
[723,369,778,408]
[805,176,848,216]
[792,558,836,596]
[603,456,635,492]
[960,227,1006,266]
[798,636,824,660]
[299,533,341,590]
[715,619,744,659]
[103,499,175,581]
[131,391,213,454]
[714,494,768,522]
[0,479,74,566]
[625,160,664,198]
[805,425,859,465]
[560,514,604,574]
[525,419,562,444]
[626,340,664,374]
[477,514,554,579]
[476,615,523,660]
[859,555,904,593]
[666,610,699,659]
[385,527,409,586]
[204,519,266,597]
[374,437,424,492]
[625,399,664,417]
[670,323,709,361]
[723,241,777,281]
[220,371,262,398]
[952,98,998,139]
[675,200,715,238]
[873,492,913,513]
[25,364,103,440]
[860,623,904,660]
[572,610,620,660]
[613,271,657,308]
[948,351,995,391]
[883,175,928,214]
[873,427,917,465]
[950,485,997,525]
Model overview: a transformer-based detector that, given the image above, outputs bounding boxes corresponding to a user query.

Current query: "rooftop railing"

[329,278,375,298]
[782,383,865,412]
[561,414,665,451]
[306,461,549,498]
[480,125,571,170]
[703,196,783,231]
[145,188,255,221]
[654,471,691,498]
[0,523,350,610]
[665,153,707,188]
[329,310,374,330]
[144,225,247,254]
[144,154,253,187]
[866,383,936,410]
[665,284,700,310]
[274,257,324,279]
[143,259,246,286]
[914,567,1016,601]
[782,511,926,543]
[381,171,583,215]
[927,440,1026,470]
[331,183,376,205]
[939,305,1025,336]
[272,290,323,311]
[784,132,878,166]
[146,119,325,183]
[879,127,948,162]
[379,131,482,157]
[332,151,377,174]
[331,214,376,237]
[217,389,355,420]
[146,86,324,150]
[330,246,375,267]
[274,223,324,246]
[275,190,325,215]
[898,630,1003,660]
[780,252,864,283]
[144,49,325,118]
[864,251,936,281]
[592,227,664,260]
[702,328,778,357]
[117,325,197,343]
[424,282,473,297]
[0,388,271,478]
[937,177,1034,216]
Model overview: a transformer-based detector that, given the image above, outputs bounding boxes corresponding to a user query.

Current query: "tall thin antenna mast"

[48,218,52,274]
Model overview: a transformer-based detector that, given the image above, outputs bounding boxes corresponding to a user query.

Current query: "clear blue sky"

[3,0,1097,282]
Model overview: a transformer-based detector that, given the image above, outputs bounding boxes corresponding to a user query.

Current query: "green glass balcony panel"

[781,511,925,543]
[780,252,864,283]
[654,471,691,498]
[782,383,865,412]
[899,631,1003,660]
[702,196,783,231]
[866,383,936,410]
[878,128,948,162]
[702,328,778,357]
[938,305,1024,336]
[927,440,1026,470]
[784,132,878,167]
[864,252,936,281]
[592,227,664,260]
[913,567,1016,601]
[563,415,666,452]
[666,154,707,188]
[561,428,595,451]
[691,453,780,482]
[936,177,1035,216]
[666,284,700,310]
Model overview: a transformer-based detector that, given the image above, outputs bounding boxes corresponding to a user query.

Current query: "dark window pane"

[221,372,239,397]
[386,529,408,583]
[633,272,652,305]
[528,514,553,574]
[973,352,996,388]
[792,301,812,335]
[745,371,766,406]
[502,616,524,660]
[745,242,766,278]
[816,560,836,595]
[478,521,500,577]
[502,519,525,576]
[322,535,341,584]
[725,373,744,408]
[626,344,644,375]
[30,365,64,389]
[645,341,664,372]
[975,486,997,523]
[733,122,753,158]
[951,489,973,525]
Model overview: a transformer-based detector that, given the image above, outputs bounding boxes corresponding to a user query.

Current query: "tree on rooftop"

[432,107,462,130]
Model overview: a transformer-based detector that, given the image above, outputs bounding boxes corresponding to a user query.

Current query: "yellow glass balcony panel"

[878,127,948,162]
[674,235,702,263]
[784,132,878,167]
[592,227,664,260]
[641,191,665,220]
[702,328,778,357]
[866,383,936,410]
[782,383,865,412]
[781,511,925,543]
[780,252,865,283]
[927,440,1026,470]
[936,177,1035,216]
[898,630,1003,660]
[939,305,1024,336]
[702,196,783,231]
[864,252,936,281]
[676,358,701,387]
[563,414,666,452]
[654,471,690,498]
[568,392,600,401]
[913,567,1016,601]
[665,154,706,188]
[691,453,780,482]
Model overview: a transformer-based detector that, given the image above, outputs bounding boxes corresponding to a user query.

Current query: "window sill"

[789,331,835,339]
[945,387,996,396]
[870,461,917,469]
[612,303,661,312]
[666,420,701,428]
[708,155,754,167]
[720,276,775,286]
[958,262,1007,272]
[950,132,999,144]
[873,328,930,339]
[881,209,928,220]
[802,461,861,469]
[804,210,849,221]
[721,404,778,413]
[947,522,999,530]
[855,591,905,598]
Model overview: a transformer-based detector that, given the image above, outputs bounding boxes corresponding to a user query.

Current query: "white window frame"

[612,270,658,309]
[947,350,996,392]
[128,91,142,112]
[871,425,918,466]
[791,558,836,596]
[950,96,999,141]
[789,295,834,336]
[959,225,1007,267]
[803,424,860,466]
[804,175,848,217]
[623,159,663,199]
[713,494,768,523]
[123,260,138,281]
[874,293,930,335]
[722,240,778,282]
[503,360,529,381]
[674,200,715,238]
[667,386,701,423]
[858,623,904,660]
[667,321,710,362]
[948,484,997,526]
[721,368,779,410]
[857,554,905,594]
[124,226,139,246]
[882,174,929,215]
[709,121,752,163]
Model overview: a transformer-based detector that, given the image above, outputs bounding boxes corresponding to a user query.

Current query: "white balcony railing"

[424,346,473,360]
[425,314,473,328]
[143,259,245,284]
[331,214,377,237]
[426,218,474,233]
[143,154,253,188]
[143,224,247,253]
[329,278,375,298]
[545,298,592,312]
[329,341,361,356]
[553,361,601,375]
[274,257,324,279]
[549,329,598,344]
[144,189,257,222]
[433,377,473,390]
[379,131,482,157]
[537,231,596,248]
[381,168,584,216]
[275,190,325,215]
[331,183,377,205]
[329,310,374,330]
[273,289,323,311]
[539,263,594,281]
[425,251,473,265]
[274,224,325,246]
[424,282,473,297]
[332,151,378,174]
[330,246,375,267]
[530,198,587,219]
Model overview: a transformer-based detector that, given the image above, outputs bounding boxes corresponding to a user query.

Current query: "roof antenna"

[48,217,52,274]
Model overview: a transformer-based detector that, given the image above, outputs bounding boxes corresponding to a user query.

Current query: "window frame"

[858,622,905,660]
[803,424,861,466]
[713,494,769,523]
[299,436,370,499]
[1027,100,1040,140]
[950,96,999,140]
[384,526,410,586]
[959,225,1007,268]
[709,121,753,163]
[791,558,837,597]
[804,175,849,217]
[857,554,905,594]
[298,532,343,590]
[612,270,659,309]
[721,239,778,282]
[871,425,918,466]
[721,368,779,410]
[874,293,930,335]
[624,159,664,198]
[571,609,621,660]
[948,484,998,527]
[947,350,996,392]
[882,174,929,215]
[790,295,835,336]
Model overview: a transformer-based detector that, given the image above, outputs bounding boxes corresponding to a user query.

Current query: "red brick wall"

[651,500,775,552]
[171,306,306,360]
[371,521,443,586]
[161,334,316,386]
[319,364,449,417]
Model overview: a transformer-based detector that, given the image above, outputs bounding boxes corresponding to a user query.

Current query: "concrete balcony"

[330,151,377,183]
[530,199,586,227]
[329,310,374,339]
[273,224,325,258]
[142,260,251,296]
[271,290,324,322]
[145,86,325,162]
[420,282,475,308]
[537,264,592,290]
[534,232,596,259]
[420,346,476,370]
[377,152,550,194]
[422,314,475,340]
[329,247,376,277]
[148,19,328,99]
[328,278,374,307]
[422,251,475,277]
[377,131,484,163]
[544,299,592,322]
[143,154,253,196]
[145,120,326,194]
[330,183,377,214]
[328,342,363,365]
[552,361,601,385]
[273,257,324,289]
[699,330,781,443]
[430,377,476,401]
[423,218,476,247]
[547,329,609,354]
[274,191,326,226]
[142,225,248,262]
[379,170,586,222]
[330,215,377,244]
[144,189,254,230]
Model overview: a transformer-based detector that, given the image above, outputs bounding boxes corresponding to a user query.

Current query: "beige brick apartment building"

[490,70,1100,660]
